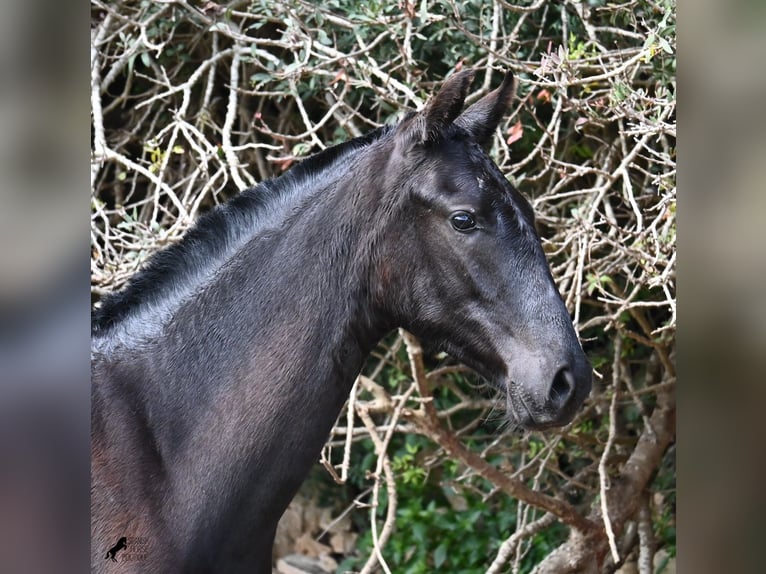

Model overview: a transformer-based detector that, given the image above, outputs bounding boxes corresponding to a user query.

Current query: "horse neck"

[125,146,396,550]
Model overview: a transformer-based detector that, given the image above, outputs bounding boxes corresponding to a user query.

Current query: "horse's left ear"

[454,70,517,147]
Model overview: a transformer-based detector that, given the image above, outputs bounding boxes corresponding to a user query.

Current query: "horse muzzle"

[504,349,592,430]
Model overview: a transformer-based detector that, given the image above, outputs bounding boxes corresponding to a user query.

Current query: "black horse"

[91,69,591,573]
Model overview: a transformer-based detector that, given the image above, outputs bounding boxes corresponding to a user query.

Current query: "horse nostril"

[549,367,575,410]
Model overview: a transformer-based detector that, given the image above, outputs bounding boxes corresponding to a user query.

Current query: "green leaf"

[412,522,427,544]
[250,72,272,86]
[657,36,674,54]
[434,543,448,568]
[282,61,300,76]
[317,29,332,45]
[292,142,312,156]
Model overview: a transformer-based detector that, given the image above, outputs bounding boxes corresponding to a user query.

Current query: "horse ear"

[454,70,517,147]
[398,69,476,145]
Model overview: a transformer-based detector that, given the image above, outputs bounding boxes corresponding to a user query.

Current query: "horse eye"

[450,211,476,232]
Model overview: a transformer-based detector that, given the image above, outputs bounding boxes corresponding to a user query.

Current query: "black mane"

[92,125,390,335]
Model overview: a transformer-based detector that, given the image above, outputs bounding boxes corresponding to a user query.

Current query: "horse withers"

[91,69,591,572]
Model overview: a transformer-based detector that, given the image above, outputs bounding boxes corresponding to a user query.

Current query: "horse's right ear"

[396,69,476,146]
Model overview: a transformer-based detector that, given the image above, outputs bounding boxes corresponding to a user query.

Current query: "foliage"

[91,0,676,571]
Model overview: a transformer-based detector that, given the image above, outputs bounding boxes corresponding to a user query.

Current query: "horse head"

[373,70,592,429]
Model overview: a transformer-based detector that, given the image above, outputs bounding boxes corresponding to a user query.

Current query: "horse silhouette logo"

[105,536,128,562]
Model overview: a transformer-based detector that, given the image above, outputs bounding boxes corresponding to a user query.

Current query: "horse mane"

[92,125,391,336]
